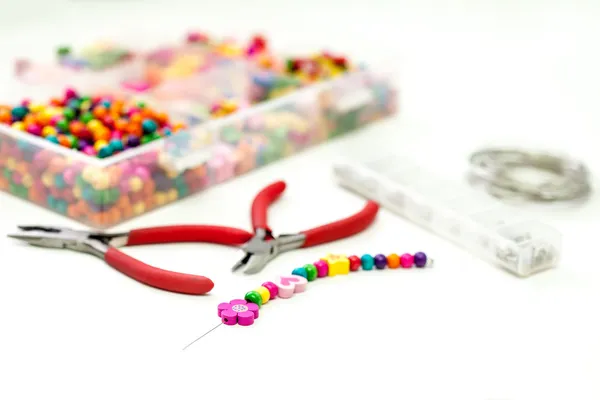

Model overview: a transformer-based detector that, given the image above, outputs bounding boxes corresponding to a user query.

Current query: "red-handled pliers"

[7,180,379,294]
[231,181,379,274]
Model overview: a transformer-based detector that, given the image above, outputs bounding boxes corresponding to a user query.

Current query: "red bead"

[348,255,361,271]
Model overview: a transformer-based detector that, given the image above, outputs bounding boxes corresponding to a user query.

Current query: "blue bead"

[11,106,28,121]
[54,174,66,189]
[97,146,113,159]
[55,199,68,214]
[360,254,374,270]
[109,138,124,152]
[141,119,158,134]
[292,267,308,279]
[46,135,60,144]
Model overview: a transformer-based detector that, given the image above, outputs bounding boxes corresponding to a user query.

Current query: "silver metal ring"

[468,148,592,202]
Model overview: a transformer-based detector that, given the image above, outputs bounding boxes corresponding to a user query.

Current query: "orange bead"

[143,180,156,196]
[23,114,36,125]
[68,120,85,136]
[387,253,400,269]
[0,108,11,124]
[171,122,185,131]
[93,127,111,142]
[58,135,72,148]
[48,157,67,173]
[130,112,143,124]
[50,97,63,106]
[117,195,130,208]
[114,118,128,132]
[93,105,108,118]
[154,111,168,125]
[141,107,154,119]
[67,205,79,218]
[126,122,142,136]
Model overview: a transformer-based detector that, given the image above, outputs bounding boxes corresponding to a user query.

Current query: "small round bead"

[387,253,400,269]
[141,118,158,134]
[400,253,414,268]
[374,254,387,269]
[255,286,271,304]
[292,267,308,279]
[360,254,374,270]
[261,281,278,299]
[414,252,428,268]
[244,291,263,307]
[303,264,318,281]
[313,260,329,277]
[348,255,361,271]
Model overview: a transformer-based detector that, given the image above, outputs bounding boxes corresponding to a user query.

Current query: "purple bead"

[77,140,89,151]
[414,252,427,268]
[374,254,387,269]
[127,135,140,148]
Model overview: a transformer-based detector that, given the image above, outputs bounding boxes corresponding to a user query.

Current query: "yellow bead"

[73,186,82,199]
[166,169,179,179]
[92,173,110,190]
[87,119,102,132]
[167,188,178,202]
[128,176,143,192]
[256,286,271,305]
[21,174,33,188]
[154,192,167,206]
[81,166,99,182]
[41,172,53,187]
[132,201,146,215]
[11,122,25,131]
[322,254,350,277]
[93,140,108,153]
[42,126,57,137]
[6,158,16,169]
[29,102,44,113]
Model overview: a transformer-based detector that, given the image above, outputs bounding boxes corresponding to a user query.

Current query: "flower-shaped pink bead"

[218,299,259,326]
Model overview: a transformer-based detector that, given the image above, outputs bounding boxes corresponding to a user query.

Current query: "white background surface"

[1,1,600,399]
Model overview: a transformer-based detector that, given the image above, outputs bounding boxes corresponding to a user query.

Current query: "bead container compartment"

[14,42,146,99]
[333,156,561,277]
[0,66,396,228]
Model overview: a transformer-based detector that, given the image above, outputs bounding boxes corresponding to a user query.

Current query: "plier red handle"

[7,180,379,295]
[8,225,253,295]
[233,181,380,274]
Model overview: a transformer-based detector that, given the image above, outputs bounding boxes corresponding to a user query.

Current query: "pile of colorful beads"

[218,252,430,326]
[57,42,135,71]
[0,88,185,159]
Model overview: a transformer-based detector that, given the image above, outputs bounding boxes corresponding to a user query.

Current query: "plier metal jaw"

[232,228,306,274]
[7,225,128,259]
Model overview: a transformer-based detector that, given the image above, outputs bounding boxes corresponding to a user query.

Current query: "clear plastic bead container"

[0,67,396,228]
[332,155,561,277]
[14,55,146,100]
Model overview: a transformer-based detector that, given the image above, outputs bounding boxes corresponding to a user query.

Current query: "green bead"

[304,264,318,281]
[91,189,109,205]
[137,101,146,108]
[3,168,12,180]
[57,46,71,57]
[63,108,76,121]
[56,119,69,132]
[244,291,263,307]
[141,135,152,145]
[68,135,79,149]
[80,112,94,124]
[108,188,120,203]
